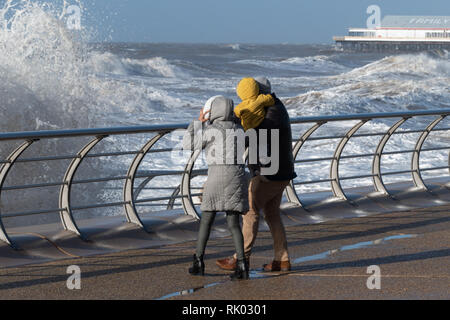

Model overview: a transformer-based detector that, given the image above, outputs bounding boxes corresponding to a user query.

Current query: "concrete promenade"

[0,205,448,300]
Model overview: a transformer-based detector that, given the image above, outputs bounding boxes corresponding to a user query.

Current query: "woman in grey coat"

[183,95,249,280]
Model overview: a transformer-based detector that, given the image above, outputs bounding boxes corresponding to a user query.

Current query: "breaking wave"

[0,0,191,226]
[88,53,189,78]
[0,0,192,134]
[284,52,450,116]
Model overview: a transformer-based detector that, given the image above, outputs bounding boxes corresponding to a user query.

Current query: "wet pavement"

[1,179,448,269]
[0,205,448,300]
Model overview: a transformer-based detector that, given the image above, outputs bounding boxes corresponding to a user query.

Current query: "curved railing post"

[285,122,325,207]
[0,139,36,249]
[180,149,201,220]
[372,117,410,196]
[167,185,181,210]
[123,132,167,229]
[330,120,369,201]
[59,135,106,239]
[134,176,154,201]
[134,176,182,210]
[411,115,446,190]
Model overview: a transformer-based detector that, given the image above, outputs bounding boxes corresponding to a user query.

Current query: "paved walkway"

[0,205,448,300]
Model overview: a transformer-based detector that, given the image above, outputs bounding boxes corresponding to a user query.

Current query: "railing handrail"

[1,109,450,141]
[0,123,189,141]
[289,109,450,124]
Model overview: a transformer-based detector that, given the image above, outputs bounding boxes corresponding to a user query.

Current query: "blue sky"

[78,0,450,43]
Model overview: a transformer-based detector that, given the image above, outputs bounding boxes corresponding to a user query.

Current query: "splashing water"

[0,1,180,226]
[0,0,191,133]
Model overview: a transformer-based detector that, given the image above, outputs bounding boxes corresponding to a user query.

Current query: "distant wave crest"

[234,55,349,74]
[284,53,450,116]
[87,52,189,78]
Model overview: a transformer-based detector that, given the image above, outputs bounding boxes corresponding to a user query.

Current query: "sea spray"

[0,1,185,227]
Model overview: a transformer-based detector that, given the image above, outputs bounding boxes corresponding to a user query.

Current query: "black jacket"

[233,94,297,181]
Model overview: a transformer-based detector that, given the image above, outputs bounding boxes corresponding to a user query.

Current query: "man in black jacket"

[217,77,297,272]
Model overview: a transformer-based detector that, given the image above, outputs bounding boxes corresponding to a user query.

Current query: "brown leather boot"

[263,260,291,272]
[216,257,237,271]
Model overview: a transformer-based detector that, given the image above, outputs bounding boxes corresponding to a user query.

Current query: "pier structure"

[334,15,450,51]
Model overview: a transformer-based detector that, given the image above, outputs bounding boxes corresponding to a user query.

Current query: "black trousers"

[196,211,245,261]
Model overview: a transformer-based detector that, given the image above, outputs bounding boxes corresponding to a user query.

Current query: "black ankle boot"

[230,259,249,281]
[189,254,205,276]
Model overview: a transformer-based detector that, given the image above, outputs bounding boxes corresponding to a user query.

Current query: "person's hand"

[198,109,210,123]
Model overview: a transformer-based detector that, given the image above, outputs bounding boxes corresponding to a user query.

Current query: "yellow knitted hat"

[236,77,259,100]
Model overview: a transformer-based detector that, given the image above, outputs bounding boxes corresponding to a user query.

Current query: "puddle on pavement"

[249,270,279,279]
[293,234,417,264]
[156,281,224,300]
[155,271,275,300]
[156,234,417,300]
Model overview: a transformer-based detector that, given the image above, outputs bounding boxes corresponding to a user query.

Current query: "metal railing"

[285,110,450,206]
[0,109,449,248]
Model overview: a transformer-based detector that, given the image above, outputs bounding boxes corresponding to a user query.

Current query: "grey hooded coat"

[183,96,249,213]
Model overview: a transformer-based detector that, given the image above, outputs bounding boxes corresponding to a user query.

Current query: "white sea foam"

[123,57,189,78]
[226,43,241,50]
[87,52,189,78]
[0,0,192,133]
[342,53,450,79]
[285,53,450,117]
[281,55,347,71]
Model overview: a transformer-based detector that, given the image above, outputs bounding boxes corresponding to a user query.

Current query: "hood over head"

[202,95,221,121]
[209,96,235,123]
[254,77,272,94]
[236,77,259,100]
